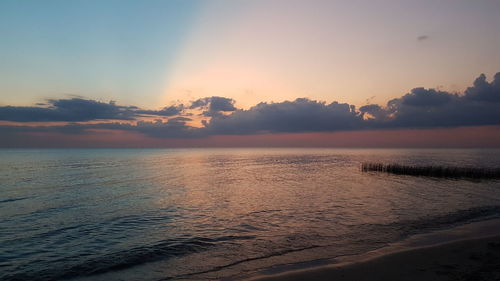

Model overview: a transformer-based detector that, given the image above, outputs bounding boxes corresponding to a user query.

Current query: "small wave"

[161,245,322,280]
[1,235,255,281]
[4,206,500,281]
[342,205,500,249]
[167,205,500,280]
[397,205,500,232]
[0,197,31,204]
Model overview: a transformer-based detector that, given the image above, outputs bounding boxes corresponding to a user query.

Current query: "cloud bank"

[0,98,185,122]
[1,72,499,143]
[360,73,500,128]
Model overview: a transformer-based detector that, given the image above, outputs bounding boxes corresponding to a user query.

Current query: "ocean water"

[1,148,500,281]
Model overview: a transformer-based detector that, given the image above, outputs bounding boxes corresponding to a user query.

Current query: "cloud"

[202,72,500,135]
[135,105,184,116]
[0,98,135,122]
[417,35,429,41]
[0,98,184,122]
[0,72,499,143]
[117,117,202,138]
[400,88,453,107]
[0,116,199,139]
[205,98,361,134]
[465,73,500,102]
[359,104,388,121]
[361,73,500,128]
[189,96,236,117]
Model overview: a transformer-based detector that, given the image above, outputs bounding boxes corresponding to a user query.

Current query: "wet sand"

[246,219,500,281]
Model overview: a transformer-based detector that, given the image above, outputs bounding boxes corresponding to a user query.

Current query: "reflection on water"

[1,148,500,280]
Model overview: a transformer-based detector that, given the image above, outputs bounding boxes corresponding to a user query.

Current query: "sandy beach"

[246,219,500,281]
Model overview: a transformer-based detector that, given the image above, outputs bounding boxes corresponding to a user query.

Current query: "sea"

[1,148,500,281]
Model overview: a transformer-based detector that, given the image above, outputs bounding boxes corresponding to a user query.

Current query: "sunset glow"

[1,0,500,147]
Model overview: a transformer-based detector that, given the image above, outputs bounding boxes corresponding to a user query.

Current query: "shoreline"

[242,218,500,281]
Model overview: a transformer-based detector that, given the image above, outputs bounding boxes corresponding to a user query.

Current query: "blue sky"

[0,0,204,106]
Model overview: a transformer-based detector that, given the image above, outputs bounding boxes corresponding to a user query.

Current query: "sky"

[1,0,500,147]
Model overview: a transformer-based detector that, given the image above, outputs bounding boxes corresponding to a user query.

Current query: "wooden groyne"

[361,162,500,180]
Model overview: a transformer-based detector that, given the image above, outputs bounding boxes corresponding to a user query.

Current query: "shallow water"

[1,148,500,281]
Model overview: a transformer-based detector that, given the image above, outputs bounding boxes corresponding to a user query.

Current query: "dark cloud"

[359,104,388,121]
[0,98,136,122]
[136,105,184,116]
[0,116,199,139]
[0,98,184,122]
[200,73,500,135]
[117,117,201,138]
[70,116,198,138]
[417,35,429,41]
[465,73,500,102]
[400,88,453,107]
[361,73,500,128]
[208,96,237,112]
[205,98,362,134]
[0,72,499,142]
[190,96,236,117]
